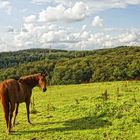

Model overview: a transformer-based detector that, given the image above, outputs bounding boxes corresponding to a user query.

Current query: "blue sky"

[0,0,140,52]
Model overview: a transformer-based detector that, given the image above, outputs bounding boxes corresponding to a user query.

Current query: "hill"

[0,46,140,84]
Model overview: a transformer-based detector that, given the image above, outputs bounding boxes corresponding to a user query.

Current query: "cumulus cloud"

[25,24,35,32]
[38,2,88,22]
[0,32,17,51]
[23,15,36,23]
[0,1,13,14]
[1,24,140,51]
[40,30,66,43]
[13,29,43,50]
[31,0,140,14]
[39,5,65,22]
[92,16,104,27]
[50,0,140,18]
[119,32,138,44]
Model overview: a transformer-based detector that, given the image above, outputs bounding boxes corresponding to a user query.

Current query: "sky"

[0,0,140,52]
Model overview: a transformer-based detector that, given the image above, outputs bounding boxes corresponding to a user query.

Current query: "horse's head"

[38,73,47,92]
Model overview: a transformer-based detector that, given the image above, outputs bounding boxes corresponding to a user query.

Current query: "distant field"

[0,81,140,140]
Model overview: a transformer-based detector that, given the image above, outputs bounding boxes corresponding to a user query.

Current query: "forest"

[0,46,140,85]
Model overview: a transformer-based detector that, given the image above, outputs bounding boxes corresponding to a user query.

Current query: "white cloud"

[39,5,65,22]
[80,31,90,40]
[38,2,88,22]
[0,32,17,51]
[51,0,140,15]
[31,0,140,16]
[0,1,13,15]
[0,37,8,51]
[23,15,36,23]
[92,16,103,27]
[23,23,35,32]
[40,30,66,43]
[6,26,14,32]
[119,32,138,43]
[125,0,140,5]
[0,25,140,51]
[71,29,140,50]
[65,1,88,21]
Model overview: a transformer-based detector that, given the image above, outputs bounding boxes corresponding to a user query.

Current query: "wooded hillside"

[0,46,140,85]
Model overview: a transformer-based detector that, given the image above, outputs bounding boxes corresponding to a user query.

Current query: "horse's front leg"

[13,103,19,126]
[26,100,32,124]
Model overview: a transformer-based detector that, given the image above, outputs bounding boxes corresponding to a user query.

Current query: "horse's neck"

[19,76,38,88]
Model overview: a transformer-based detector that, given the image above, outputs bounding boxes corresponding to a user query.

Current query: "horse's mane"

[20,74,40,80]
[19,74,40,87]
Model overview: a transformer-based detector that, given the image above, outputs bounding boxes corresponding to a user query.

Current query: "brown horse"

[0,73,47,134]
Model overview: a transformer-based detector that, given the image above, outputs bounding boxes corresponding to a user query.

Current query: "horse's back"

[1,79,19,91]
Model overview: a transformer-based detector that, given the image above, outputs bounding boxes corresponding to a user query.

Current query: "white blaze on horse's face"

[38,74,47,92]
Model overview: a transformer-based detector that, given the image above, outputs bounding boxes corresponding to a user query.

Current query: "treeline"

[0,46,140,85]
[0,49,67,69]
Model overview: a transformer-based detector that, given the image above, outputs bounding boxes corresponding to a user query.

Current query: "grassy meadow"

[0,81,140,140]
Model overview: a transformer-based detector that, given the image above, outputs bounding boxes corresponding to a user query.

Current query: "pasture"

[0,81,140,140]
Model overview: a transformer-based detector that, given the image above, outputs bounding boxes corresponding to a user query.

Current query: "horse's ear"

[40,72,45,76]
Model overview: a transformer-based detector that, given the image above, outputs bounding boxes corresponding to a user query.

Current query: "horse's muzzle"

[43,88,47,92]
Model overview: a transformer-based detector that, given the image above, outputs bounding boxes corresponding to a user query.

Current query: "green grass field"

[0,81,140,140]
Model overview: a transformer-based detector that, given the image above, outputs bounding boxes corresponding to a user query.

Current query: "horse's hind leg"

[13,103,19,126]
[1,97,9,134]
[8,103,15,133]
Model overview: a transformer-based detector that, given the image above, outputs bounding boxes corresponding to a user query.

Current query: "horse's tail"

[0,87,9,127]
